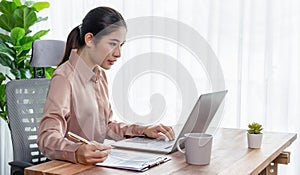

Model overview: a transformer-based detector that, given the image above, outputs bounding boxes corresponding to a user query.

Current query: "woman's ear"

[84,33,94,47]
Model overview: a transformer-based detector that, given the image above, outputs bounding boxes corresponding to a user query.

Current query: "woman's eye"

[110,43,117,46]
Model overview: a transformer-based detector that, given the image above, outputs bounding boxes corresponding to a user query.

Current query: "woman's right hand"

[75,141,111,165]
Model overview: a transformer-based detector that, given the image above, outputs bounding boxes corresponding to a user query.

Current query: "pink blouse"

[37,50,146,163]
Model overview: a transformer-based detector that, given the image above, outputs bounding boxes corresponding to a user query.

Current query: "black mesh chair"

[6,40,65,175]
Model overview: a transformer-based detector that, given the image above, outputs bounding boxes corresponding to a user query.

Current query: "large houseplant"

[0,0,50,122]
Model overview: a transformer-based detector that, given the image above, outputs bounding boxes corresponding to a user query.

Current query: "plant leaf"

[0,84,7,122]
[0,0,17,15]
[247,122,263,134]
[45,67,55,78]
[16,50,30,61]
[0,53,13,67]
[0,72,6,84]
[0,41,14,56]
[16,41,32,56]
[15,54,28,64]
[20,36,34,45]
[13,7,37,31]
[10,68,21,79]
[10,27,25,45]
[20,68,32,79]
[32,2,50,11]
[0,33,12,43]
[0,84,6,104]
[32,29,49,40]
[36,16,48,23]
[13,0,22,7]
[24,1,34,6]
[0,14,15,32]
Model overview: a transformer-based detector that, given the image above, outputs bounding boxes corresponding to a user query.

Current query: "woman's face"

[85,27,127,70]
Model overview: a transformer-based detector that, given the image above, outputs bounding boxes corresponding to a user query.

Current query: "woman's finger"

[91,141,112,151]
[159,124,175,140]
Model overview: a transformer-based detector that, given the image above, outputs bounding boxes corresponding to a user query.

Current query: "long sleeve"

[106,107,147,140]
[37,74,81,163]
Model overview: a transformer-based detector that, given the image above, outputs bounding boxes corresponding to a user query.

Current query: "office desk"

[25,128,297,175]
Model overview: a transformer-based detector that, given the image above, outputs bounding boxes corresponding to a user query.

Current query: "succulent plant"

[247,122,263,134]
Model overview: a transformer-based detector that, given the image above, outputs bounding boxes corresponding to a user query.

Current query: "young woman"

[37,6,175,165]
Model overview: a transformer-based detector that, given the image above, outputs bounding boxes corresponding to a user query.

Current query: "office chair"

[6,40,65,175]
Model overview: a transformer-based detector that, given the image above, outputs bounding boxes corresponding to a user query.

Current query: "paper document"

[96,149,171,172]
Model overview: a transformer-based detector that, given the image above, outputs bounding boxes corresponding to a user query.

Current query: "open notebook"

[96,149,171,172]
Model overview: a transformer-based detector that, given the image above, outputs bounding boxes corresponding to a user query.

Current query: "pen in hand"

[67,131,112,151]
[68,131,112,164]
[67,131,93,145]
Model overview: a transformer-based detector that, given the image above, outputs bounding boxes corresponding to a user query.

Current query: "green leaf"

[0,0,17,15]
[0,72,6,84]
[20,68,32,79]
[0,84,6,103]
[32,29,49,40]
[15,54,27,64]
[13,0,22,7]
[0,53,13,67]
[0,84,7,122]
[13,45,21,50]
[36,16,48,23]
[0,33,12,43]
[24,1,35,6]
[247,122,263,134]
[0,41,14,56]
[0,14,15,32]
[16,41,32,56]
[16,49,30,61]
[45,67,54,78]
[32,2,50,11]
[0,113,7,122]
[10,68,21,79]
[13,7,37,31]
[11,27,26,45]
[20,36,34,45]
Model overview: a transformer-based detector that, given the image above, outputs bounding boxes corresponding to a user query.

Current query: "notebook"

[96,149,171,172]
[111,90,228,154]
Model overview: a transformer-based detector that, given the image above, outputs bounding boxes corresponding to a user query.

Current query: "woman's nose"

[113,46,121,58]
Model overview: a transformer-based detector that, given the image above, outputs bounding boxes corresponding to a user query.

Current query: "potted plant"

[0,0,50,122]
[247,122,263,148]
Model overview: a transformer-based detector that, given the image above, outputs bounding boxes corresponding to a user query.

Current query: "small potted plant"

[247,122,263,148]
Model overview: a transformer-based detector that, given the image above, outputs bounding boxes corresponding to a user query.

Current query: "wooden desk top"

[25,128,297,175]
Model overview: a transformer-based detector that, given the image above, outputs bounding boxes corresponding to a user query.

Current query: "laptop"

[111,90,228,154]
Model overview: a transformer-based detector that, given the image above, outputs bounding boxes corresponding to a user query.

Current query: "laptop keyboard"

[125,137,175,149]
[124,137,154,143]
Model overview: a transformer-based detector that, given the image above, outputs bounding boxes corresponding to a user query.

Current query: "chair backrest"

[30,39,65,78]
[6,39,65,166]
[6,79,50,164]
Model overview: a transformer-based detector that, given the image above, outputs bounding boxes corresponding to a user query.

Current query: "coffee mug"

[176,133,213,165]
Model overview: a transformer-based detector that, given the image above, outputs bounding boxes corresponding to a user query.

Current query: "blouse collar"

[69,49,102,85]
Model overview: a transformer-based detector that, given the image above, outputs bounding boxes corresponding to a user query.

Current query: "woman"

[37,6,175,165]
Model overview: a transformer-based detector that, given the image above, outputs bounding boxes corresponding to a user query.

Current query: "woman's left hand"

[144,124,175,141]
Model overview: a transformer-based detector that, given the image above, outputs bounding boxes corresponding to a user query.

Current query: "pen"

[67,131,92,145]
[67,131,113,154]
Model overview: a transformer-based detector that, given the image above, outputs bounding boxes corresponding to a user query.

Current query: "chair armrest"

[9,161,33,169]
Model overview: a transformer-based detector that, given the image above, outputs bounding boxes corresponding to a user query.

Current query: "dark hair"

[59,6,127,66]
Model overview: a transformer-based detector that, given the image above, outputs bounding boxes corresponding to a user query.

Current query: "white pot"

[247,133,263,148]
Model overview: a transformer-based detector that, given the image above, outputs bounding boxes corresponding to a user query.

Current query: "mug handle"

[176,137,185,153]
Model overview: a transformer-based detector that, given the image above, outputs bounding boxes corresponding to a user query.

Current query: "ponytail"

[58,25,84,66]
